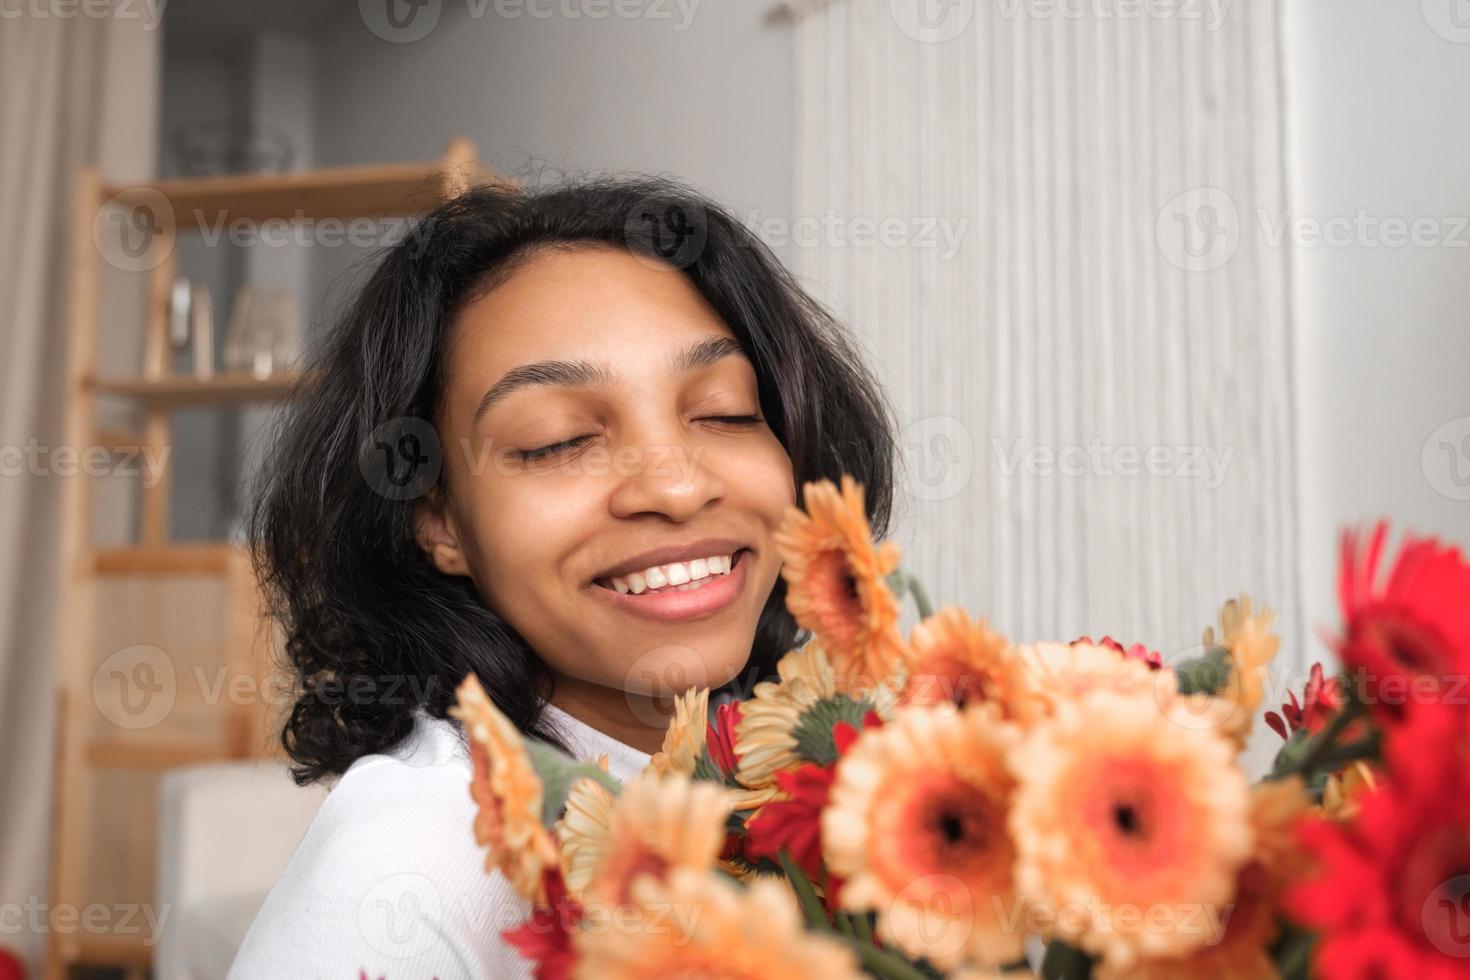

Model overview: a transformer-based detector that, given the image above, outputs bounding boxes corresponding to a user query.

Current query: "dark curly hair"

[249,176,898,785]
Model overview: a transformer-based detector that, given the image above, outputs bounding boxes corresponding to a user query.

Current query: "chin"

[607,638,752,698]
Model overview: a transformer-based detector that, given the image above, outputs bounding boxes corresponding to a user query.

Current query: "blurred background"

[1,0,1467,977]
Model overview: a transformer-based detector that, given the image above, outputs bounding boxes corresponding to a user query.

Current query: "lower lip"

[591,551,751,623]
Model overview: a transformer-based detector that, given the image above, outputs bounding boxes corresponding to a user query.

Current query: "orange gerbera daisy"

[1202,595,1281,744]
[775,475,906,691]
[822,703,1026,968]
[1103,777,1311,980]
[573,866,864,980]
[1009,692,1253,971]
[899,607,1041,722]
[556,770,732,905]
[449,673,560,904]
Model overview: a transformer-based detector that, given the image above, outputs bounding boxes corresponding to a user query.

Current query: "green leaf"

[1173,645,1233,695]
[524,738,622,826]
[792,694,874,767]
[1040,940,1094,980]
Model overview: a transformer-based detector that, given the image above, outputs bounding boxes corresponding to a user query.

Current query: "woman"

[230,177,897,978]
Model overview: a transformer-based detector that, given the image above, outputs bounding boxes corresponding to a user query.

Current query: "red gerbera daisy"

[744,718,874,885]
[1337,522,1470,724]
[1265,662,1351,740]
[1072,634,1164,671]
[1287,703,1470,977]
[706,701,742,779]
[503,868,583,980]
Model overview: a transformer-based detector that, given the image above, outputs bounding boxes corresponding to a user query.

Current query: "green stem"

[834,935,933,980]
[852,910,873,945]
[778,852,831,931]
[906,573,935,619]
[1273,698,1367,780]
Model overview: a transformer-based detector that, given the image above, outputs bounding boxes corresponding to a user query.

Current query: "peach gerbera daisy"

[647,686,710,778]
[555,771,618,900]
[1017,641,1179,715]
[775,475,906,690]
[899,607,1041,721]
[1009,692,1253,971]
[822,703,1025,968]
[734,641,840,799]
[449,673,560,904]
[573,866,864,980]
[1102,777,1311,980]
[556,769,733,905]
[1202,595,1281,744]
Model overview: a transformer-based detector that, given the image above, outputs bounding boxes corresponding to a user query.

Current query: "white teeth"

[601,552,739,594]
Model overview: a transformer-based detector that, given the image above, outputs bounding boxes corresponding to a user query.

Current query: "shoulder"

[229,715,535,980]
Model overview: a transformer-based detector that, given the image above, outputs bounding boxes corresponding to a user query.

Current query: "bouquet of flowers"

[450,477,1470,979]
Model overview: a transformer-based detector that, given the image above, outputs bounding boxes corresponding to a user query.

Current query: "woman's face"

[418,246,796,705]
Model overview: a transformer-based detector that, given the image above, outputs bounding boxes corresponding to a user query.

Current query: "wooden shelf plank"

[94,543,237,576]
[86,370,312,408]
[101,157,507,225]
[86,734,228,771]
[69,931,153,967]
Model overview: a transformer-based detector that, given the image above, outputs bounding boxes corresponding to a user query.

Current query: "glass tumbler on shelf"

[223,286,302,379]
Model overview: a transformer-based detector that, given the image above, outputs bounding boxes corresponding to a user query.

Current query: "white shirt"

[229,704,650,980]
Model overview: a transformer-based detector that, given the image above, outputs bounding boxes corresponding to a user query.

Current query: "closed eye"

[519,435,594,461]
[518,416,764,462]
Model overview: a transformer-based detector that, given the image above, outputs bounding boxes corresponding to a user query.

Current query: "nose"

[607,426,727,522]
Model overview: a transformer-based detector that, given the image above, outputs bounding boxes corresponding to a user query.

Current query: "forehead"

[448,246,736,379]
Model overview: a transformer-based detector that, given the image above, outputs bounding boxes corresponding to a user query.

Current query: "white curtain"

[790,2,1299,686]
[0,9,157,973]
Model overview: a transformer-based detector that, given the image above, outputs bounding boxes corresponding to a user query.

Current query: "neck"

[547,674,673,755]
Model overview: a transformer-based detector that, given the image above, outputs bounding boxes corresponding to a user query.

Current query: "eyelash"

[517,415,764,462]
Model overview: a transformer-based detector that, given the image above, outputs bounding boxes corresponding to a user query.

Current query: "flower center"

[1113,802,1142,837]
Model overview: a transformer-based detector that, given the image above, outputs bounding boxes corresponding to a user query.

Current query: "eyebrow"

[472,335,747,423]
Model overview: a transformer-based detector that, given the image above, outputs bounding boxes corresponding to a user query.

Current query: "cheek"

[727,431,797,522]
[453,472,591,608]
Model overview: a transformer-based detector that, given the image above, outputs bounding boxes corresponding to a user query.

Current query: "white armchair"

[156,761,328,980]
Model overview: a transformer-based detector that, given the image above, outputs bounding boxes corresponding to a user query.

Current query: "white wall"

[1284,1,1470,660]
[309,2,793,317]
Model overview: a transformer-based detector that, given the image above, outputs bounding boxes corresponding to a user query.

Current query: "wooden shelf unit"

[46,138,494,980]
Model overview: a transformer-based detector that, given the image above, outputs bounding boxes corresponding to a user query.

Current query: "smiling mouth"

[593,548,752,596]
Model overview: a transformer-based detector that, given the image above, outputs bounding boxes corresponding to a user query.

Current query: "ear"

[413,490,471,577]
